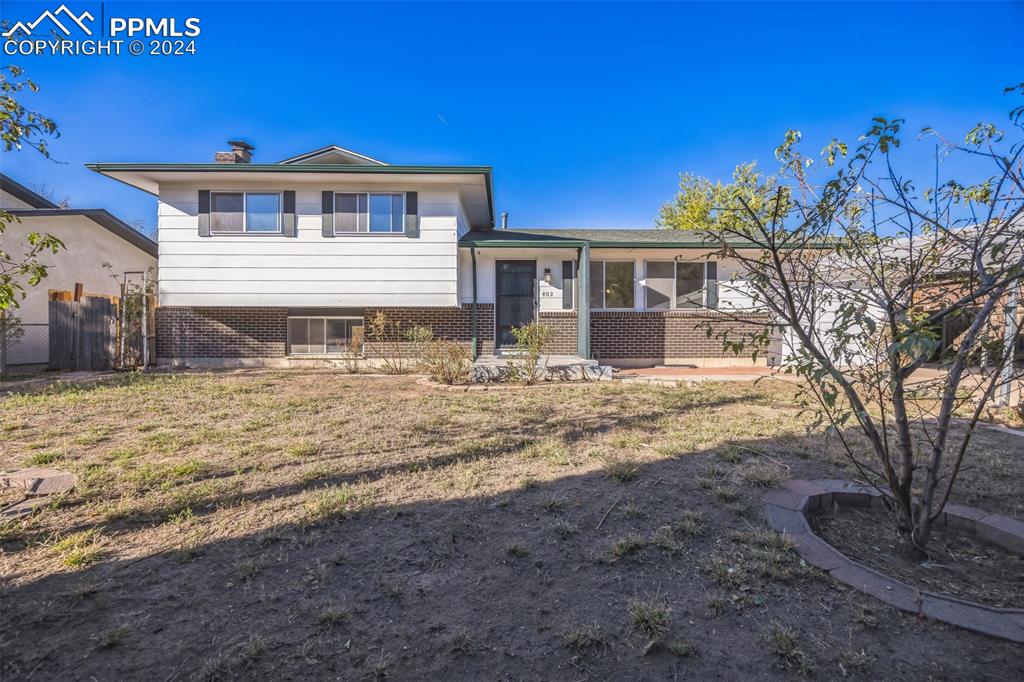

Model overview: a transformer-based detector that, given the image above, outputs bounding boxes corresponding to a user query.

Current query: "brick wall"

[591,310,771,361]
[538,311,578,355]
[157,305,496,359]
[156,304,766,363]
[364,305,495,357]
[156,307,288,358]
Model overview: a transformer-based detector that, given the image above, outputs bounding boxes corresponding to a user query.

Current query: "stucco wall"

[0,213,157,328]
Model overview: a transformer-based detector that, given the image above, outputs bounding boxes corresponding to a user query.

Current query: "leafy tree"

[659,86,1024,557]
[0,63,63,376]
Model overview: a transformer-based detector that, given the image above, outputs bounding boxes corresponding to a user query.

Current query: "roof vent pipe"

[501,211,508,229]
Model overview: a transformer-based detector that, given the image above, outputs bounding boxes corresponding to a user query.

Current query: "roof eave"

[0,172,58,208]
[87,164,496,228]
[7,208,157,257]
[460,239,587,249]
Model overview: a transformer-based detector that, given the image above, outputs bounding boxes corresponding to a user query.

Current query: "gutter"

[6,208,157,257]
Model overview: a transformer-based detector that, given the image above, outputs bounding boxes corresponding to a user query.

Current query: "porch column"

[577,242,591,358]
[996,281,1019,406]
[470,246,479,360]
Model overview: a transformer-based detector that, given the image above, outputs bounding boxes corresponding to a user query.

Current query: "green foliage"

[366,312,433,374]
[657,85,1024,554]
[1,64,58,157]
[1,63,63,370]
[420,339,472,385]
[509,322,554,385]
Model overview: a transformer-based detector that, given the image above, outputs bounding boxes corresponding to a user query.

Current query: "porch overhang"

[458,237,587,249]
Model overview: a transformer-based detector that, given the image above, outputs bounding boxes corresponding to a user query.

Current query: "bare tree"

[660,85,1024,556]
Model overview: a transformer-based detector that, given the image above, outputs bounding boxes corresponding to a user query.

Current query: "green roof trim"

[459,228,749,249]
[85,163,492,174]
[460,228,829,249]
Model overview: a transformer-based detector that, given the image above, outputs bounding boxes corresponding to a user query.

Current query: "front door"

[495,260,537,348]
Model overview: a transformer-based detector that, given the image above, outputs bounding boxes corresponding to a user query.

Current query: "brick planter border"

[763,479,1024,643]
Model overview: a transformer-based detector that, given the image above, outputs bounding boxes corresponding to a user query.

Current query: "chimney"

[500,211,508,229]
[215,139,254,164]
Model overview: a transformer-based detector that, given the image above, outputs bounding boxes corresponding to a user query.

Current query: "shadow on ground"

[3,425,1021,681]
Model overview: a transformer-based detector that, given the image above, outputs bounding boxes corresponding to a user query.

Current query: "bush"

[366,312,433,374]
[420,340,472,385]
[510,322,554,385]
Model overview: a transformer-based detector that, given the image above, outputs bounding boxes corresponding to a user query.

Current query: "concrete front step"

[472,355,612,382]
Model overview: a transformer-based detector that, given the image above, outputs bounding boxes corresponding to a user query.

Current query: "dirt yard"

[1,371,1022,680]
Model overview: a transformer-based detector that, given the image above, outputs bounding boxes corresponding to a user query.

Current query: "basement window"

[288,317,364,355]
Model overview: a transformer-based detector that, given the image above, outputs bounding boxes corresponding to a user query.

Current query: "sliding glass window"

[288,317,364,354]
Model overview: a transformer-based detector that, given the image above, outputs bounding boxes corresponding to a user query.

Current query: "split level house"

[0,173,157,368]
[88,142,780,368]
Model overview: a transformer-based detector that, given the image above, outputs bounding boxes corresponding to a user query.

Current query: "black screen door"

[495,260,537,348]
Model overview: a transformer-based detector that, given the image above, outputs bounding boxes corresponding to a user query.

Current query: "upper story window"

[335,192,405,234]
[644,260,718,310]
[589,260,635,309]
[211,192,281,233]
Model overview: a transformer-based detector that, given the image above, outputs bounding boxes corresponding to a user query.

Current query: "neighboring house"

[0,173,158,366]
[88,142,775,368]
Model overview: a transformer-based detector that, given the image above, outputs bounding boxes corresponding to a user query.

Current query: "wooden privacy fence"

[49,295,117,371]
[47,290,156,371]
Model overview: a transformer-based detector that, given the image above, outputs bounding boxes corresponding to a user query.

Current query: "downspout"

[471,246,479,360]
[577,242,591,358]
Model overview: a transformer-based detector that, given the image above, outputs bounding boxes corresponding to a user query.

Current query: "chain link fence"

[2,322,49,366]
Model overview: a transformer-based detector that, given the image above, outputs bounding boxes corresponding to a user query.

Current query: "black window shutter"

[562,260,575,310]
[404,191,419,238]
[283,191,296,237]
[705,261,718,309]
[198,190,211,237]
[321,191,334,237]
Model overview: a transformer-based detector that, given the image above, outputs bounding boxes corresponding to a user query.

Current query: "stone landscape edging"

[415,377,603,392]
[763,479,1024,643]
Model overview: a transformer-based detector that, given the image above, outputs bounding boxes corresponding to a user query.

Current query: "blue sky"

[2,1,1022,234]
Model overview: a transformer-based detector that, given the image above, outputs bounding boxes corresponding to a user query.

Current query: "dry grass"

[628,597,671,639]
[0,374,816,574]
[1,370,1021,679]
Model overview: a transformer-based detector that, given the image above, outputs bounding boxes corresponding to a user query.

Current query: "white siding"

[460,247,579,308]
[157,184,462,307]
[459,247,762,311]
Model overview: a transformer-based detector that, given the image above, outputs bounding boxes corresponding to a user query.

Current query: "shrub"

[510,322,554,385]
[420,339,472,384]
[340,331,365,373]
[365,312,433,374]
